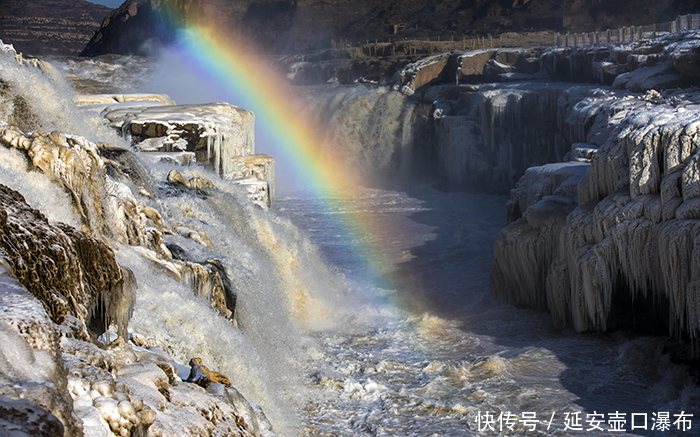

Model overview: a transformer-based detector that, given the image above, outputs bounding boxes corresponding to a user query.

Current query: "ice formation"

[492,86,700,340]
[83,98,275,208]
[387,31,700,193]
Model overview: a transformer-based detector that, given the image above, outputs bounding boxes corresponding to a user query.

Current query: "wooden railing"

[554,13,700,47]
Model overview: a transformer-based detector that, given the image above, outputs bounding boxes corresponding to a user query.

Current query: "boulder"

[187,358,231,388]
[669,38,700,78]
[167,170,214,191]
[459,50,496,76]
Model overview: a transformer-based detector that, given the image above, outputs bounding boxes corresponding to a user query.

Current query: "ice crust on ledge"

[492,88,700,339]
[80,97,275,208]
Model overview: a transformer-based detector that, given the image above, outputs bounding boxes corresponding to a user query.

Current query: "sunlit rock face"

[491,88,700,341]
[0,0,110,56]
[393,48,546,95]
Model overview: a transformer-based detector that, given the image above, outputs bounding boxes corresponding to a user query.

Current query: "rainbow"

[166,26,360,193]
[154,7,418,296]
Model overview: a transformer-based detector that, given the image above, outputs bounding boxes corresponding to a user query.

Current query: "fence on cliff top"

[331,13,700,57]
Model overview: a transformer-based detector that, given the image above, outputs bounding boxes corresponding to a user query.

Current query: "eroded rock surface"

[0,184,132,337]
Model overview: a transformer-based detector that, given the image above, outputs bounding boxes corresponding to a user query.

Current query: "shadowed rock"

[0,184,134,338]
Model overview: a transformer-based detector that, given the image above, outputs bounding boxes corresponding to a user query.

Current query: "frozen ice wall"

[492,87,700,341]
[423,82,600,192]
[300,81,597,192]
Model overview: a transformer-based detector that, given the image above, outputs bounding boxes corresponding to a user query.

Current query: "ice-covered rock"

[541,31,700,90]
[102,101,254,169]
[0,183,134,338]
[425,82,600,192]
[0,41,280,437]
[492,87,700,341]
[167,169,214,191]
[74,93,176,106]
[0,262,82,436]
[505,161,590,223]
[612,61,683,92]
[87,98,275,208]
[0,126,169,253]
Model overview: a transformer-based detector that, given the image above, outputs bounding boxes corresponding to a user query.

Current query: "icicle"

[493,87,700,343]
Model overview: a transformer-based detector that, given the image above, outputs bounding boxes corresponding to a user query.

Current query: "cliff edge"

[80,0,700,56]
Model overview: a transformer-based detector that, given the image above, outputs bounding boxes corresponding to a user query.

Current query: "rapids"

[26,53,700,436]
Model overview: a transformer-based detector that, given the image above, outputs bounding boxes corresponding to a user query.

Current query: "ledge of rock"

[78,96,275,208]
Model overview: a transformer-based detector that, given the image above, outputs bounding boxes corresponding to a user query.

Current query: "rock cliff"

[78,95,275,208]
[80,0,699,56]
[0,0,111,56]
[372,31,700,195]
[488,33,700,346]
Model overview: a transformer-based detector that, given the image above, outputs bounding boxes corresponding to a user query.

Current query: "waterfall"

[299,84,421,185]
[0,44,359,436]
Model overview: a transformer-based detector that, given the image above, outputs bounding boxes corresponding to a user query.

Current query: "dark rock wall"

[80,0,700,56]
[0,0,111,56]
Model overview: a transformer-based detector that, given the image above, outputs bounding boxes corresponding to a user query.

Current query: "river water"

[43,53,700,436]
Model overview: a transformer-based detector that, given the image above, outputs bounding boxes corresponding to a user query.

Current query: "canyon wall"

[79,0,700,56]
[487,33,700,342]
[0,0,111,56]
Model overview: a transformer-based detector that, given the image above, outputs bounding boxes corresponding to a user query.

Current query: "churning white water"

[277,187,699,436]
[43,54,700,437]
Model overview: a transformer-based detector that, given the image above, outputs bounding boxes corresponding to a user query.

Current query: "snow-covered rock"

[101,101,255,171]
[542,30,700,90]
[0,263,82,436]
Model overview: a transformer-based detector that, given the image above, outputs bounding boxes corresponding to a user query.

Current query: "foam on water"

[50,55,152,95]
[277,186,700,436]
[0,50,123,146]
